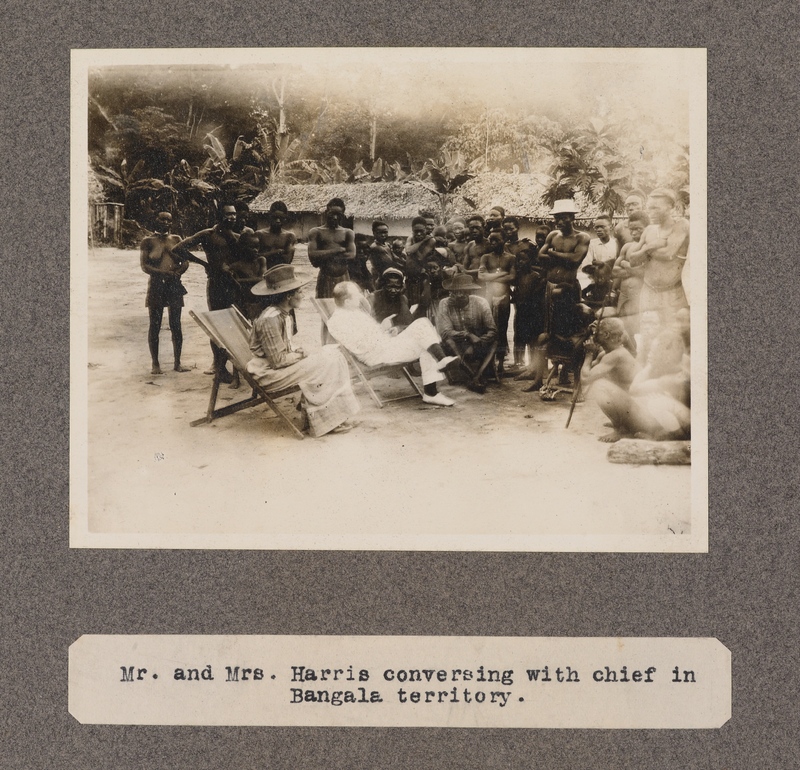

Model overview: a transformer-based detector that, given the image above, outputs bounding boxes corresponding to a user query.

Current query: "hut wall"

[352,217,373,236]
[385,217,414,238]
[354,217,414,238]
[517,218,548,241]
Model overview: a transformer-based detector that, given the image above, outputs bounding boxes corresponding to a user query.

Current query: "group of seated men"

[140,188,691,440]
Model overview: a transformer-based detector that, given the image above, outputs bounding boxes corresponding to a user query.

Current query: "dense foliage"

[89,66,690,235]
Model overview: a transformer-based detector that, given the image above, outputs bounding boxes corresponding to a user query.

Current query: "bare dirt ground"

[80,245,691,547]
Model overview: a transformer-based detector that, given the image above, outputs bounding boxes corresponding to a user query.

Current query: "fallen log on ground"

[607,439,691,465]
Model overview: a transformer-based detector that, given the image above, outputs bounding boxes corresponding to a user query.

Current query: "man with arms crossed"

[519,199,590,388]
[255,200,296,269]
[462,215,489,281]
[614,191,646,245]
[307,199,356,299]
[626,188,689,321]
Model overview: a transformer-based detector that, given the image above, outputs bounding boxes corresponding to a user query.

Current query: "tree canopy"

[88,62,691,232]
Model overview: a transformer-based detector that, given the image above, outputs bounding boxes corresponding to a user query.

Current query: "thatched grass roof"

[453,173,602,220]
[452,173,551,218]
[252,174,603,221]
[251,182,439,219]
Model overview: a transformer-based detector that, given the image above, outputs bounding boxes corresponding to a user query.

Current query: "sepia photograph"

[70,47,707,550]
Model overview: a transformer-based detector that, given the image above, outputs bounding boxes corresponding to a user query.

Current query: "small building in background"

[250,182,440,240]
[452,173,606,238]
[92,202,125,246]
[250,174,609,241]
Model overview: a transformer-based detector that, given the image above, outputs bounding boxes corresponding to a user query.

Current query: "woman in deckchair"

[246,265,360,436]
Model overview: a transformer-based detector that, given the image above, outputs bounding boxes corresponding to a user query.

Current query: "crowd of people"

[139,189,692,440]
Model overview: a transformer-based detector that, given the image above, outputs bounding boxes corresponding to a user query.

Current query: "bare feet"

[174,364,191,373]
[514,368,537,381]
[151,364,164,375]
[229,370,241,389]
[521,381,542,393]
[599,431,623,443]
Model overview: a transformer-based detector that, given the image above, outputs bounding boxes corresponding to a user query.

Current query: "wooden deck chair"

[188,307,305,439]
[311,297,424,408]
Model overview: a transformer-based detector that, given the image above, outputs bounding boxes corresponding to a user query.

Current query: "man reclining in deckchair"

[246,265,360,436]
[327,282,459,407]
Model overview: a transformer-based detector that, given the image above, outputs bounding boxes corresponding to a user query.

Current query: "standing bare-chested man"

[140,211,190,375]
[626,188,689,321]
[174,202,242,383]
[519,199,591,388]
[367,220,401,281]
[403,216,436,311]
[485,206,505,236]
[538,199,591,298]
[614,191,647,246]
[307,198,356,299]
[447,218,469,264]
[478,231,516,370]
[255,200,296,269]
[503,217,547,370]
[462,215,489,280]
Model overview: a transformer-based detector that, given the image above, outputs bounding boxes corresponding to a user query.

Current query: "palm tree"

[94,159,177,226]
[407,149,481,222]
[540,119,634,214]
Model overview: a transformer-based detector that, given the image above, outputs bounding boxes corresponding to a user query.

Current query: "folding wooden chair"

[311,297,424,408]
[189,307,305,439]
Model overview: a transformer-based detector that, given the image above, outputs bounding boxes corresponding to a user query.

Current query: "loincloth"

[640,279,687,314]
[146,275,187,308]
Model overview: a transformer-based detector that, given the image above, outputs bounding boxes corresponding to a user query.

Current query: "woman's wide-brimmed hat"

[251,264,312,296]
[550,198,580,216]
[442,273,481,292]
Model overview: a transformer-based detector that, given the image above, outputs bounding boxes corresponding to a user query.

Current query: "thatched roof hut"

[454,173,603,222]
[250,174,604,238]
[251,182,439,219]
[452,173,550,219]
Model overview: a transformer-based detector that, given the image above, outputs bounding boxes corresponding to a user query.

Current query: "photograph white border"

[70,47,707,551]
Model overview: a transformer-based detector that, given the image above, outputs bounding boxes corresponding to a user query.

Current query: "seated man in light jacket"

[327,281,459,407]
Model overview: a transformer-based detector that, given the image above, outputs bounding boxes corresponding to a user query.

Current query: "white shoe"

[422,392,455,407]
[436,355,459,371]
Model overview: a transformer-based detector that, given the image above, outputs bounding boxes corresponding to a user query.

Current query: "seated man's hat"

[550,199,580,216]
[442,274,481,292]
[251,264,311,296]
